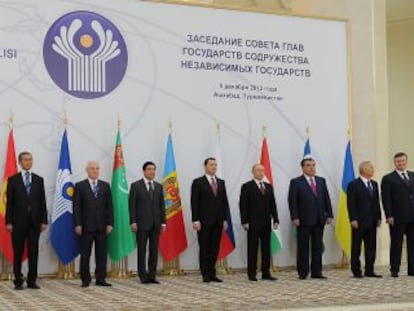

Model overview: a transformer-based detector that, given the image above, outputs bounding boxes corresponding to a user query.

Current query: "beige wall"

[164,0,390,264]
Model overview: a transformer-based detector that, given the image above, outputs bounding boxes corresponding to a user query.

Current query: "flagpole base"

[160,258,185,276]
[109,258,132,278]
[57,261,77,280]
[0,255,13,281]
[216,259,234,275]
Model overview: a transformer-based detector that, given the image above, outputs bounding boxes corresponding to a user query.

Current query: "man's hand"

[326,217,333,225]
[106,225,113,235]
[75,226,82,236]
[292,219,300,227]
[273,222,279,230]
[223,221,228,231]
[161,224,167,233]
[350,220,359,229]
[386,217,394,226]
[193,221,201,231]
[131,223,138,233]
[242,223,249,231]
[6,224,12,233]
[40,223,48,232]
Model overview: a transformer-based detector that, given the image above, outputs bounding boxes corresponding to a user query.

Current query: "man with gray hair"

[347,161,382,278]
[73,161,113,287]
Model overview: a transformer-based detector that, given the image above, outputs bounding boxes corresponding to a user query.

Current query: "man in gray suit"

[129,161,166,284]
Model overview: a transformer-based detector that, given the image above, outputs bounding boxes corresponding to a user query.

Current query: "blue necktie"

[24,171,31,195]
[92,180,98,198]
[367,181,373,196]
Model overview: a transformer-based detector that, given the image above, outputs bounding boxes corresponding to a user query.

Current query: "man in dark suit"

[129,161,166,284]
[6,151,48,290]
[239,163,279,281]
[381,152,414,277]
[73,161,113,287]
[288,156,333,280]
[191,157,230,283]
[347,161,382,278]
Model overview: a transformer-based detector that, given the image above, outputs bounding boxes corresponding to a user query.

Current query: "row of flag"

[0,124,355,266]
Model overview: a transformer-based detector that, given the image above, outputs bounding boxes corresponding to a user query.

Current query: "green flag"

[108,130,136,261]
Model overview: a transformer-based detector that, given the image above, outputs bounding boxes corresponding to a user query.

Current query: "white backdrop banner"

[0,0,349,273]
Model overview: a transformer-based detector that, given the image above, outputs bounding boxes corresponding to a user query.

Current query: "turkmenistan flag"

[260,136,282,255]
[108,130,136,261]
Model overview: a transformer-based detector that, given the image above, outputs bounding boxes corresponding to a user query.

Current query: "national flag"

[108,130,136,261]
[303,138,311,157]
[214,130,235,260]
[0,129,27,264]
[50,129,80,264]
[260,137,282,255]
[334,140,355,259]
[159,133,188,261]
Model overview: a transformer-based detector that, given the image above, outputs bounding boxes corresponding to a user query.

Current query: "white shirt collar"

[87,178,98,188]
[21,170,32,181]
[254,178,265,186]
[360,176,371,185]
[205,174,216,182]
[303,174,315,183]
[143,177,154,185]
[396,169,408,177]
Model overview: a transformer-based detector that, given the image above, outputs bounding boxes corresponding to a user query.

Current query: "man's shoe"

[202,276,211,283]
[365,273,382,278]
[248,276,258,281]
[391,272,399,278]
[27,283,40,289]
[141,278,151,284]
[96,280,112,287]
[353,273,363,278]
[262,275,277,281]
[81,282,90,288]
[14,284,24,290]
[210,276,223,283]
[149,278,160,284]
[299,275,307,280]
[311,275,327,279]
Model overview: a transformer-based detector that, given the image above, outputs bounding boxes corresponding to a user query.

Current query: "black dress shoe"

[311,275,327,279]
[96,281,112,287]
[262,275,277,281]
[149,279,160,284]
[365,273,382,278]
[299,275,307,280]
[14,284,24,290]
[353,274,363,278]
[248,276,258,281]
[81,282,90,288]
[27,283,40,289]
[202,276,211,283]
[391,272,399,278]
[141,278,151,284]
[210,276,223,283]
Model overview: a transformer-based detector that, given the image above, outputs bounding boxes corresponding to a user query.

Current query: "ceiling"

[387,0,414,22]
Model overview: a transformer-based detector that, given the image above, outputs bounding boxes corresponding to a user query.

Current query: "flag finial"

[347,128,351,139]
[63,111,68,128]
[117,114,121,130]
[168,118,173,134]
[306,125,310,137]
[8,111,13,128]
[262,123,267,138]
[216,121,221,134]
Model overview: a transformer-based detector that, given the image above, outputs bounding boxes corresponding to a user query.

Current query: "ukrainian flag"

[334,140,355,259]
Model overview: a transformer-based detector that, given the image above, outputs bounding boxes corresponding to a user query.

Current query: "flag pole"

[0,113,14,280]
[56,113,77,279]
[215,121,233,275]
[161,120,185,276]
[109,114,131,278]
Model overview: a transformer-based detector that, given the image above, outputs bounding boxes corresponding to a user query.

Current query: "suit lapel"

[301,175,316,197]
[203,176,216,197]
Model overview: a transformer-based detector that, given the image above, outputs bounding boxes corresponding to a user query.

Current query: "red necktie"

[310,177,317,196]
[210,177,218,196]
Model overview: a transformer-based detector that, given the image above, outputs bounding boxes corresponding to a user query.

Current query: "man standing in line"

[239,163,279,281]
[73,161,113,288]
[288,157,333,280]
[6,151,48,290]
[191,157,230,283]
[347,161,382,278]
[129,161,166,284]
[381,152,414,277]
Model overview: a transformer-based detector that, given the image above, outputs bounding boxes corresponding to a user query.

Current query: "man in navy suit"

[381,152,414,277]
[191,157,230,283]
[288,156,333,279]
[347,161,382,278]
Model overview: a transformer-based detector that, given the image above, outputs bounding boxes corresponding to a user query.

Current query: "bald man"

[347,161,382,278]
[73,161,113,288]
[239,164,279,281]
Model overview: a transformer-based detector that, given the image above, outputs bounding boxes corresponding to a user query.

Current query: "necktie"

[24,171,31,195]
[259,181,266,195]
[148,181,154,199]
[402,172,410,186]
[367,180,374,196]
[310,177,317,196]
[92,180,98,198]
[210,177,218,196]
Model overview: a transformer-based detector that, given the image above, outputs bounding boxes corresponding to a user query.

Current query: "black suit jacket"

[347,178,381,227]
[5,172,48,231]
[288,175,333,226]
[239,180,279,230]
[381,170,414,224]
[73,179,113,233]
[191,176,230,225]
[129,179,166,231]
